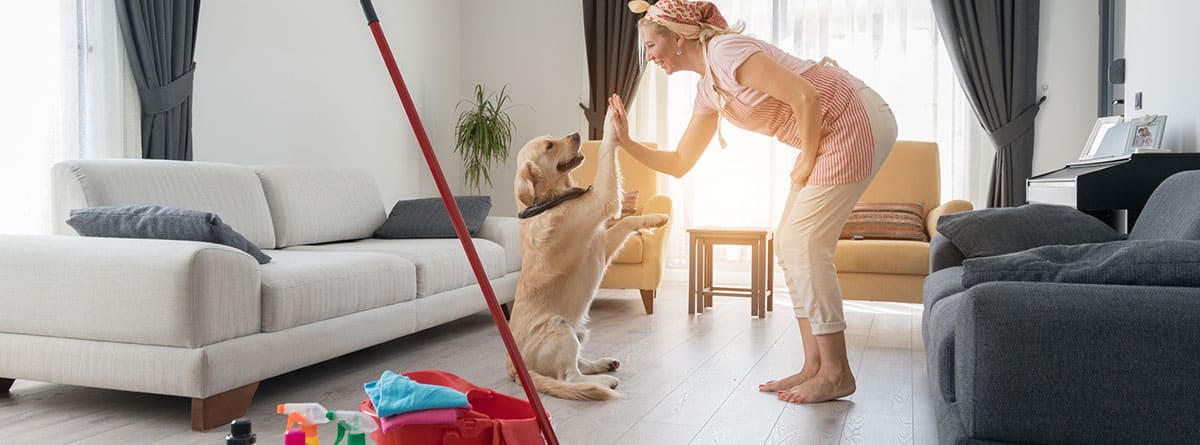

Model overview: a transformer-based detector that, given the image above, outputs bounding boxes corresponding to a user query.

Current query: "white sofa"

[0,159,521,430]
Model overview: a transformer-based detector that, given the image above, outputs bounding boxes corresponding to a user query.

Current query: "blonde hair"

[637,18,744,47]
[636,18,744,67]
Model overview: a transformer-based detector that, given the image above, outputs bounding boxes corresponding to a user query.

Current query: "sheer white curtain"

[628,0,991,275]
[0,1,140,235]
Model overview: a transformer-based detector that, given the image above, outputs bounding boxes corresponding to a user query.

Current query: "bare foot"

[777,371,855,403]
[759,366,818,392]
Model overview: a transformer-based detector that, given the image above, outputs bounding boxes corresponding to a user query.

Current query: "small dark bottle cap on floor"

[226,418,256,445]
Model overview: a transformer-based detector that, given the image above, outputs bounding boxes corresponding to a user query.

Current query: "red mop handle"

[356,2,559,444]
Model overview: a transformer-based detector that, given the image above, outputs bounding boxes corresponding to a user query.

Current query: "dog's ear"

[515,161,543,208]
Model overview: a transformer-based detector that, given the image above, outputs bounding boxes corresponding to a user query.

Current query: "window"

[0,1,139,235]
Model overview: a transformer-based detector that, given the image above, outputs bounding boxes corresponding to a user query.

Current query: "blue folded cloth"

[364,371,469,418]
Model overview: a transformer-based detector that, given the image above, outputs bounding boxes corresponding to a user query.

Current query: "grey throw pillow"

[936,204,1125,258]
[374,196,492,239]
[962,240,1200,288]
[67,205,272,264]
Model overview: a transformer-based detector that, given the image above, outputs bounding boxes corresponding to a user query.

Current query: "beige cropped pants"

[775,86,897,335]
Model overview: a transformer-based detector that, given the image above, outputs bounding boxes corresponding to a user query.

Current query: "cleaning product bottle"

[277,403,330,445]
[325,410,379,445]
[225,418,256,445]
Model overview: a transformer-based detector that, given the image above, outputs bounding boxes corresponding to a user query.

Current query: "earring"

[676,48,683,56]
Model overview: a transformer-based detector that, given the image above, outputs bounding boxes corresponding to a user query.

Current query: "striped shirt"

[696,34,876,185]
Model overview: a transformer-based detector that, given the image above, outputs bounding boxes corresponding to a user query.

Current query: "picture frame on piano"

[1079,116,1124,161]
[1125,114,1168,151]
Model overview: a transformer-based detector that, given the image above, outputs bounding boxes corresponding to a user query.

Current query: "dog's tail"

[521,369,619,401]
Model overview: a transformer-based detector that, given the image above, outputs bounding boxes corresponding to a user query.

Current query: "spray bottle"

[277,403,330,445]
[325,410,379,445]
[283,428,306,445]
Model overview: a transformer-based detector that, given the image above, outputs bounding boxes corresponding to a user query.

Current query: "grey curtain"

[932,0,1043,207]
[580,0,644,139]
[116,0,201,161]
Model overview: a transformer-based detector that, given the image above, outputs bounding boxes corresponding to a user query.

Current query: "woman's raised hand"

[607,94,632,145]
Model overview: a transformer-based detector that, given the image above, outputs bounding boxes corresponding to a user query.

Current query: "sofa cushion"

[922,266,966,340]
[288,238,506,298]
[926,291,964,403]
[834,239,929,275]
[52,160,276,248]
[612,232,644,264]
[67,205,272,264]
[1129,170,1200,241]
[260,250,416,332]
[962,239,1200,288]
[839,202,928,241]
[936,204,1124,258]
[254,165,387,248]
[374,196,492,239]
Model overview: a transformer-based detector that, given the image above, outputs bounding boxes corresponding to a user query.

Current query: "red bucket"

[360,370,548,445]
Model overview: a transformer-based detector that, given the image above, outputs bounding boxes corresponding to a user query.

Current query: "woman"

[609,0,897,403]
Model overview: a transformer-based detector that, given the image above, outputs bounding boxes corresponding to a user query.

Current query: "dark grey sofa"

[922,170,1200,445]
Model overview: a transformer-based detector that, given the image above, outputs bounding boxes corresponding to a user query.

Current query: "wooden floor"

[0,283,937,444]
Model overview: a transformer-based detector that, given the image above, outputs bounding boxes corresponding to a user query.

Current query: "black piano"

[1027,153,1200,232]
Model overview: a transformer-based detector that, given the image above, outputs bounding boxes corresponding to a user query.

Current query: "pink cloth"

[380,408,460,433]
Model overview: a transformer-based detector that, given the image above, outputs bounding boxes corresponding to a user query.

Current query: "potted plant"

[455,84,517,193]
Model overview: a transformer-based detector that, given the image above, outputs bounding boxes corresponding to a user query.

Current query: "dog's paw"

[596,357,620,372]
[643,213,669,229]
[598,374,620,389]
[603,107,618,140]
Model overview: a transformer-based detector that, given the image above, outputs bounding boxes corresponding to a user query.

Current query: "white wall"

[1124,0,1200,152]
[1033,0,1099,176]
[1033,0,1199,174]
[459,0,588,217]
[193,0,461,207]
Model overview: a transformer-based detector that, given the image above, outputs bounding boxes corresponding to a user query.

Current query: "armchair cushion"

[963,239,1200,288]
[606,191,641,228]
[67,205,272,264]
[621,190,640,217]
[834,240,929,275]
[937,204,1124,258]
[612,232,644,264]
[839,202,928,241]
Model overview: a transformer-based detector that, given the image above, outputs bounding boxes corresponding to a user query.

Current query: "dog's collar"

[518,186,592,219]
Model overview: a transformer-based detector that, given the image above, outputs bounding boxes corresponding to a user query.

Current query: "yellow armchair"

[571,141,673,314]
[833,141,973,303]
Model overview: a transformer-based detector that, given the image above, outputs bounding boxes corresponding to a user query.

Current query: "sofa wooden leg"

[500,303,512,320]
[191,381,259,432]
[0,378,14,393]
[640,289,655,314]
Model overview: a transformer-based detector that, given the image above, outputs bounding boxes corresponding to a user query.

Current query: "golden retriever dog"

[505,109,668,400]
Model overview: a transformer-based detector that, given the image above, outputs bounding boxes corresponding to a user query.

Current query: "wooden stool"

[687,227,774,318]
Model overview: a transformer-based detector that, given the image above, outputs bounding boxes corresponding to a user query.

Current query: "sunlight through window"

[0,1,139,235]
